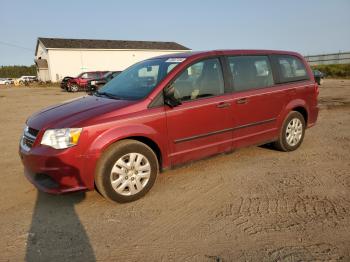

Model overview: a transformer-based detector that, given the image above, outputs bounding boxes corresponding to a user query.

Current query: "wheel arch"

[282,99,309,126]
[291,106,308,125]
[123,136,163,171]
[87,124,168,172]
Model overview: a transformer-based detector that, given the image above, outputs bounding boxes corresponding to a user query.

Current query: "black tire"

[95,139,159,203]
[273,111,306,152]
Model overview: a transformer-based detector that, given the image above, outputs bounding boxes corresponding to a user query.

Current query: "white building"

[34,37,190,82]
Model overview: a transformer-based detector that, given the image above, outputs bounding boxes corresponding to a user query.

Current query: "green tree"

[0,65,36,78]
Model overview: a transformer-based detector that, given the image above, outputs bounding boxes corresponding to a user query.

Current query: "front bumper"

[19,144,93,194]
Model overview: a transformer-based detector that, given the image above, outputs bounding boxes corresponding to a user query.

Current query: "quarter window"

[172,58,224,101]
[276,55,309,83]
[228,56,274,92]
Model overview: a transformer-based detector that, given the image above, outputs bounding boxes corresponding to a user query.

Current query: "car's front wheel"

[95,139,159,203]
[70,84,79,92]
[274,111,305,151]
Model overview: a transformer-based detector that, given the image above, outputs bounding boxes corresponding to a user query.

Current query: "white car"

[18,76,37,83]
[0,78,11,85]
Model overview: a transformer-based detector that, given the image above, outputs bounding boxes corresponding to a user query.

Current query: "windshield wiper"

[94,91,121,100]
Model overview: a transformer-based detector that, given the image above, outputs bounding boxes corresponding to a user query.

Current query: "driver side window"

[81,73,88,79]
[172,58,224,101]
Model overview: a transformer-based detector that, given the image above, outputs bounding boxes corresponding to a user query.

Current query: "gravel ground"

[0,79,349,261]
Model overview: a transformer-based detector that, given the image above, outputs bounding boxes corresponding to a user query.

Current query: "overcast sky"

[0,0,349,66]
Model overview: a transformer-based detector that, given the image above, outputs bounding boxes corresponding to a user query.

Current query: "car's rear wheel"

[95,139,159,203]
[274,111,305,151]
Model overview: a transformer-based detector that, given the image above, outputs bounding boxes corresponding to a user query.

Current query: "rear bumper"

[307,106,319,128]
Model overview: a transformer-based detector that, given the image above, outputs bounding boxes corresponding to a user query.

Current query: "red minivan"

[19,50,319,203]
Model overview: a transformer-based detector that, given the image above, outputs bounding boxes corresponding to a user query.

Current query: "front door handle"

[236,98,248,104]
[216,102,231,108]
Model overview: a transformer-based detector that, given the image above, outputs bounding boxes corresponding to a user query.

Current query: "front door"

[165,58,234,166]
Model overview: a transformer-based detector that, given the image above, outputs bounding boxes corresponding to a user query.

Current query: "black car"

[86,71,121,93]
[313,70,325,85]
[60,76,73,90]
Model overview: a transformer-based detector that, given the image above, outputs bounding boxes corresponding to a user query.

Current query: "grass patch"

[312,64,350,78]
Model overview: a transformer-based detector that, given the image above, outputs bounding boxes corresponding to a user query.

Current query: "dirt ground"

[0,79,349,261]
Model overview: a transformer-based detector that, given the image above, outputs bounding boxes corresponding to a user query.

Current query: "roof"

[36,37,190,53]
[152,49,303,59]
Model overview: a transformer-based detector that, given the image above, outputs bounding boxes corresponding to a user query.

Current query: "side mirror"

[164,84,181,108]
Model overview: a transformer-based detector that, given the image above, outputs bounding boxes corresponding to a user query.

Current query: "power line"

[0,40,34,52]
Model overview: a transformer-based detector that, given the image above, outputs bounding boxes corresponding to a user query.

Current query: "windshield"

[103,72,112,78]
[98,58,185,100]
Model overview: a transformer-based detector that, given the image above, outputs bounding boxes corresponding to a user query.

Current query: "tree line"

[0,65,36,78]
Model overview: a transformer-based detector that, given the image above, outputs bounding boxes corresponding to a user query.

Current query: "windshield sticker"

[165,58,186,63]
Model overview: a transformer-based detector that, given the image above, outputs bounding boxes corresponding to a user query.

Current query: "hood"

[27,95,136,131]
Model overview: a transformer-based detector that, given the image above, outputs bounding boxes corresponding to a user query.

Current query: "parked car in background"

[313,69,324,85]
[17,76,37,84]
[86,71,121,93]
[0,78,11,85]
[66,71,108,92]
[60,76,73,90]
[19,50,319,203]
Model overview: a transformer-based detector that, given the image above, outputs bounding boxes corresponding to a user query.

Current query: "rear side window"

[228,56,274,92]
[276,55,309,83]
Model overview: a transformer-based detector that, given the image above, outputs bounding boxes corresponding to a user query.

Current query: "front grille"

[28,127,39,137]
[21,126,39,151]
[23,136,35,148]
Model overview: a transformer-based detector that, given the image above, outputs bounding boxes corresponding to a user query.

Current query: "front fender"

[81,123,168,190]
[86,123,168,166]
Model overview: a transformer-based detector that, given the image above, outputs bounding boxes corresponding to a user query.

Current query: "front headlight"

[41,128,82,149]
[90,81,96,85]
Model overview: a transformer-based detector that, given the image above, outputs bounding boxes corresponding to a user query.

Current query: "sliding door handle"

[216,102,231,108]
[236,98,248,104]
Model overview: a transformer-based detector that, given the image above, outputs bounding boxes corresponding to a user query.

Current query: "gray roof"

[37,37,190,52]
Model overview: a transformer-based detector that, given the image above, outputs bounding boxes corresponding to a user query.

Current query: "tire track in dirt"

[266,242,344,261]
[209,195,350,236]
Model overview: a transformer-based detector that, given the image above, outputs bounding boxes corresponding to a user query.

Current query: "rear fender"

[277,99,309,128]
